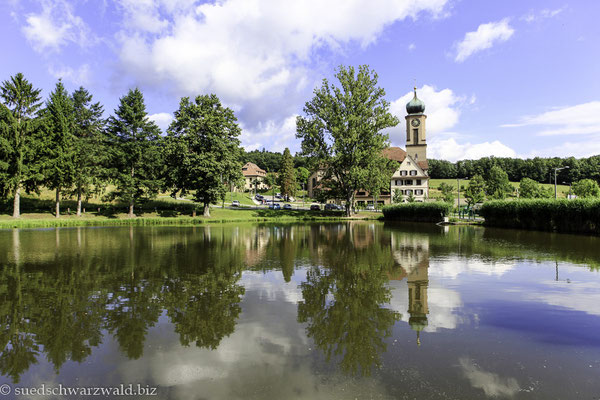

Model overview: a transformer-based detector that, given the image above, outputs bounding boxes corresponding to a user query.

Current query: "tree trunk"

[128,201,134,218]
[13,186,20,218]
[55,188,60,218]
[203,203,210,217]
[77,187,82,217]
[192,209,197,218]
[345,193,354,217]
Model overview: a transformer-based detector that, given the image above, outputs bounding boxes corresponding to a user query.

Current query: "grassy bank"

[0,207,381,229]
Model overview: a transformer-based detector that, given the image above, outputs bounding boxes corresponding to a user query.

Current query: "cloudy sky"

[2,0,599,161]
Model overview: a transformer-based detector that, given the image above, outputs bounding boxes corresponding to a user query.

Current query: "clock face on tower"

[411,119,420,127]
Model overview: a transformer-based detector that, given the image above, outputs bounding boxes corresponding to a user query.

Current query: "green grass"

[0,207,380,229]
[428,178,571,199]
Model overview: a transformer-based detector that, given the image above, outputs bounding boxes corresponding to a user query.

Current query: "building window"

[357,191,366,196]
[406,189,413,195]
[413,128,418,144]
[410,170,417,176]
[416,179,422,185]
[401,170,407,176]
[405,180,412,186]
[415,190,423,195]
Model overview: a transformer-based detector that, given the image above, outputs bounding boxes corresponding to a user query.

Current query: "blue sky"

[2,0,600,161]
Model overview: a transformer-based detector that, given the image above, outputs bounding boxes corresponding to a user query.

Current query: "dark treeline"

[428,156,600,183]
[0,73,245,218]
[243,148,308,172]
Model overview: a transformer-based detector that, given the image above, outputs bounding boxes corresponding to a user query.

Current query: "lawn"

[428,178,571,199]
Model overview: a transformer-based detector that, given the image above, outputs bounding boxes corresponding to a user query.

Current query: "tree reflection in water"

[298,223,402,376]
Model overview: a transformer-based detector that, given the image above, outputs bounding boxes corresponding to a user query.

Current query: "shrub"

[480,199,600,234]
[382,202,452,222]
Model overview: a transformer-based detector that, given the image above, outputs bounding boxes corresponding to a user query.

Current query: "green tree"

[70,87,106,216]
[278,147,296,199]
[485,165,513,199]
[518,177,551,199]
[438,182,454,203]
[296,65,399,216]
[106,88,162,218]
[572,179,600,198]
[406,191,416,203]
[295,166,310,192]
[392,188,403,203]
[464,174,485,206]
[42,80,76,218]
[163,94,243,217]
[0,73,44,218]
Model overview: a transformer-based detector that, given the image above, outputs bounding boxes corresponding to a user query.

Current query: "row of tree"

[433,165,600,206]
[428,156,600,184]
[0,73,246,218]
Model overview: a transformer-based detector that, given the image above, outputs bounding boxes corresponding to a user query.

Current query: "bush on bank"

[479,199,600,234]
[382,202,452,222]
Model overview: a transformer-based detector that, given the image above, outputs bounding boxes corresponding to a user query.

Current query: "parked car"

[324,203,340,211]
[231,200,240,207]
[255,194,263,200]
[310,204,321,211]
[269,203,281,210]
[365,204,375,211]
[283,204,292,210]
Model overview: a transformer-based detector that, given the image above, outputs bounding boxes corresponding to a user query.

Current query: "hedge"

[479,199,600,234]
[382,202,452,222]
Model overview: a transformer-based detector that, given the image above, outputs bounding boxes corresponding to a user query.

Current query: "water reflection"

[0,222,599,398]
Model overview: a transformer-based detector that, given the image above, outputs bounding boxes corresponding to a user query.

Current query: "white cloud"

[22,0,94,53]
[429,137,517,162]
[408,43,416,51]
[522,7,565,23]
[240,115,300,153]
[114,0,450,125]
[502,101,600,136]
[148,112,174,133]
[459,358,520,398]
[454,19,514,62]
[523,136,600,158]
[48,64,91,86]
[387,85,517,161]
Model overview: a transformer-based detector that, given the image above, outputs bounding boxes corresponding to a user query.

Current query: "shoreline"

[0,208,382,229]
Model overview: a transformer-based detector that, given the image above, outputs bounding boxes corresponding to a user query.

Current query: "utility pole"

[554,166,569,199]
[457,178,462,217]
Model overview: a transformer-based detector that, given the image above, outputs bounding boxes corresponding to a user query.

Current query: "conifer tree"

[43,80,76,217]
[0,73,44,218]
[106,88,162,217]
[71,87,106,216]
[163,94,243,217]
[278,147,296,199]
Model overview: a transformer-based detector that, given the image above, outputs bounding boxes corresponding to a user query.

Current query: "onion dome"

[406,87,425,114]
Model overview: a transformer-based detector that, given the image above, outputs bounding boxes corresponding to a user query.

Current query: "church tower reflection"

[391,232,430,346]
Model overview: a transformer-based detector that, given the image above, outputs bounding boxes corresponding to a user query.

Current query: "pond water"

[0,222,599,399]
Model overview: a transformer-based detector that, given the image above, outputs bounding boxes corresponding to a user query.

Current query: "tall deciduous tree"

[278,148,295,199]
[485,165,513,200]
[43,80,76,218]
[163,94,243,217]
[572,179,600,198]
[71,87,106,216]
[106,88,162,218]
[0,73,44,218]
[296,65,399,216]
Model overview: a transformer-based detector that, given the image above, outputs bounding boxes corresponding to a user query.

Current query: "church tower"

[405,87,427,163]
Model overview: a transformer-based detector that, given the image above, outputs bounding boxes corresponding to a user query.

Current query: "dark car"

[310,204,321,211]
[283,204,292,210]
[269,203,281,210]
[324,203,342,211]
[255,194,263,200]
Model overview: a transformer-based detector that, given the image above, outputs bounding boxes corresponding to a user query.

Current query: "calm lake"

[1,222,599,399]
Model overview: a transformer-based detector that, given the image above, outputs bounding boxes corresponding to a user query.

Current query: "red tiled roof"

[382,147,407,162]
[417,160,428,170]
[242,162,266,177]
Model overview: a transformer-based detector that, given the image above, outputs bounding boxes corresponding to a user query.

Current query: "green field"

[428,178,571,200]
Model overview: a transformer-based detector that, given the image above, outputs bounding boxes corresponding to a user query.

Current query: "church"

[307,87,430,207]
[389,87,430,203]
